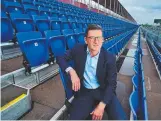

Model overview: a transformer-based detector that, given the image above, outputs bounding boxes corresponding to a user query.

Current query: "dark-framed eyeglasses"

[87,36,104,41]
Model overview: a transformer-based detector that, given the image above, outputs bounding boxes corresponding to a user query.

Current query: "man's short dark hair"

[85,24,103,37]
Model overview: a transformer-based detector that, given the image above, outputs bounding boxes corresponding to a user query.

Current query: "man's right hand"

[68,68,81,91]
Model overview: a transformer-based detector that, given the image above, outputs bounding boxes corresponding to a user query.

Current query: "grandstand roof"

[93,0,136,23]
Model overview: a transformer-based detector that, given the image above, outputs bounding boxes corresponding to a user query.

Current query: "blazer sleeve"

[56,46,76,72]
[102,54,117,105]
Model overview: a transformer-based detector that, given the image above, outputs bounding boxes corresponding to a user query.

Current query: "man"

[56,24,127,120]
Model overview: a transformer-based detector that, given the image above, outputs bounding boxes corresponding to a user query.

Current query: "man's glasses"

[87,36,104,42]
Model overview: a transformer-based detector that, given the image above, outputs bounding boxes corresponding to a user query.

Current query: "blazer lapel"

[79,44,87,79]
[96,48,105,82]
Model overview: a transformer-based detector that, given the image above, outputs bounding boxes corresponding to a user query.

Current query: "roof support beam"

[110,0,111,10]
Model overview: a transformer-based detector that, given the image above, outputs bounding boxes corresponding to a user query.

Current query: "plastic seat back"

[21,0,33,5]
[23,4,39,16]
[50,17,61,30]
[62,29,77,49]
[16,31,42,51]
[62,29,73,36]
[74,28,83,33]
[16,31,49,67]
[1,11,14,42]
[32,15,50,35]
[132,75,139,89]
[33,1,44,8]
[45,30,66,56]
[59,66,73,99]
[10,13,35,32]
[129,91,139,120]
[38,7,50,16]
[50,11,59,19]
[4,1,24,13]
[74,29,85,44]
[70,22,77,29]
[61,21,70,29]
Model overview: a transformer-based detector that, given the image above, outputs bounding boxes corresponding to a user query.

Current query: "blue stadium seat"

[36,0,46,4]
[77,23,83,29]
[43,4,52,10]
[142,81,148,120]
[103,41,109,49]
[62,29,77,49]
[132,75,139,90]
[83,23,88,29]
[33,1,44,8]
[67,14,75,22]
[44,30,66,56]
[50,17,61,30]
[113,44,119,55]
[74,28,83,33]
[70,22,77,29]
[67,14,78,29]
[1,0,5,11]
[59,14,71,29]
[38,7,50,16]
[50,10,59,19]
[4,1,24,13]
[1,11,14,42]
[129,91,139,120]
[21,0,33,5]
[59,67,73,99]
[59,14,67,22]
[74,28,85,44]
[23,4,39,16]
[32,15,50,36]
[2,0,18,2]
[134,59,141,72]
[16,31,49,67]
[61,21,71,30]
[10,13,35,32]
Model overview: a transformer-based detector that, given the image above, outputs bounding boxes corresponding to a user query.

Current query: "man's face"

[85,30,103,52]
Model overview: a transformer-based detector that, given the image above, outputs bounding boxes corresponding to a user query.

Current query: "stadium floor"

[141,36,161,119]
[1,56,23,76]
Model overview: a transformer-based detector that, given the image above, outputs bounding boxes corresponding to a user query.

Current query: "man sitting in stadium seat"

[56,24,127,120]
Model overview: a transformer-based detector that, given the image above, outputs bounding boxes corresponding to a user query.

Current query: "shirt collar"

[87,47,100,59]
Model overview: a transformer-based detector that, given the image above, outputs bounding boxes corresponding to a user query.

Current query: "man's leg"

[105,95,127,120]
[69,91,95,120]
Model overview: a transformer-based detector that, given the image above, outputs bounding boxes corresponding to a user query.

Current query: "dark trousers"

[69,86,127,120]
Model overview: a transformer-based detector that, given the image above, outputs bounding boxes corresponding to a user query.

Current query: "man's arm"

[56,45,81,91]
[56,49,74,72]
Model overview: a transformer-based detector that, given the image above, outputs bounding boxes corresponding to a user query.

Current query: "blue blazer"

[56,44,117,105]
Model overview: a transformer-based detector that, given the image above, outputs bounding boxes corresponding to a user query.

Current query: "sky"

[118,0,161,24]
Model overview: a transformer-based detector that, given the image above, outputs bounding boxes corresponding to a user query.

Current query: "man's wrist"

[68,68,76,77]
[65,67,73,73]
[98,101,106,110]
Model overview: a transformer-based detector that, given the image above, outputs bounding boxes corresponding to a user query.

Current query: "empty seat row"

[2,0,138,39]
[129,29,148,120]
[142,28,161,77]
[2,0,138,29]
[1,12,87,42]
[103,28,137,55]
[2,11,135,44]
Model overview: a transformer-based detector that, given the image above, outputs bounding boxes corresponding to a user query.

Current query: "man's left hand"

[90,102,106,120]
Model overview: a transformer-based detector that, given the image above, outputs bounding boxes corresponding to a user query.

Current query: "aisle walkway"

[141,35,161,119]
